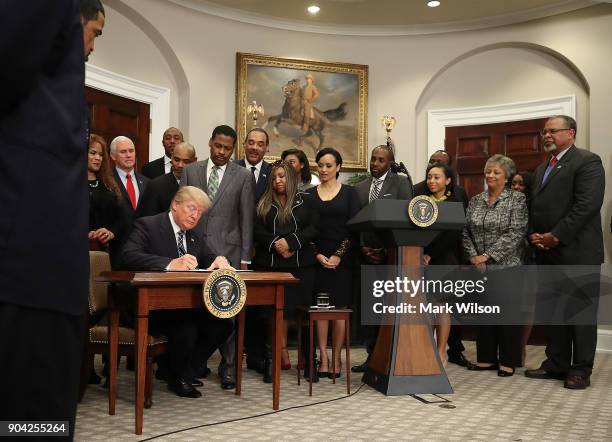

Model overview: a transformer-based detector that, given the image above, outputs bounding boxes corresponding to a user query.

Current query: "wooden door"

[86,87,150,171]
[445,118,549,198]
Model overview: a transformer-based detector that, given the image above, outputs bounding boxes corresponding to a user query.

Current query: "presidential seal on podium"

[407,195,438,228]
[202,269,247,318]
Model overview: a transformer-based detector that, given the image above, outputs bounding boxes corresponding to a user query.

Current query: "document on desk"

[164,269,253,272]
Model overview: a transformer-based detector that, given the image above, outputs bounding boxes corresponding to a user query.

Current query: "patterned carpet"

[76,343,612,441]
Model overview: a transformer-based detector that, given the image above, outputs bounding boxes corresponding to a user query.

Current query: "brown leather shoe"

[524,368,566,380]
[564,374,590,390]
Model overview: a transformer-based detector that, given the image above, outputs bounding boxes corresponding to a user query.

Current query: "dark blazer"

[137,172,179,218]
[141,156,166,179]
[181,159,255,265]
[354,172,413,248]
[530,145,604,265]
[0,1,88,315]
[235,159,272,202]
[253,192,319,268]
[413,180,469,208]
[121,212,216,271]
[112,168,149,267]
[414,188,467,265]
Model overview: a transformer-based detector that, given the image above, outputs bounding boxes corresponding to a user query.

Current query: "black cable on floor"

[139,382,367,441]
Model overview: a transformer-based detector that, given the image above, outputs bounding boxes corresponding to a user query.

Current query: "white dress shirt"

[245,159,263,183]
[168,212,187,254]
[369,170,389,195]
[206,159,228,187]
[163,155,172,175]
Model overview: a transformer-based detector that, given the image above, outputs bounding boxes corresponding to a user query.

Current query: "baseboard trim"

[596,328,612,353]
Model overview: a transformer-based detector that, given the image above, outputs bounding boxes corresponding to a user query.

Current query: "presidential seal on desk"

[408,195,438,228]
[203,269,247,318]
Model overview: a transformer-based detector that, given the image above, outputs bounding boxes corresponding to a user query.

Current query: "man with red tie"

[110,135,149,268]
[525,115,604,390]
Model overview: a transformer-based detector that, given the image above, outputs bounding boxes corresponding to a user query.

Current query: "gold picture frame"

[236,52,368,171]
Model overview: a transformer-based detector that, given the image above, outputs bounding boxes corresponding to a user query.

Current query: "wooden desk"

[98,271,297,435]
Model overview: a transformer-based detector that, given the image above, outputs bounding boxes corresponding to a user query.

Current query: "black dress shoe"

[524,368,566,380]
[89,370,101,385]
[168,378,202,398]
[246,357,265,374]
[329,371,342,379]
[303,364,319,383]
[221,375,236,390]
[351,361,368,373]
[466,362,499,371]
[447,353,469,367]
[191,379,204,387]
[497,367,515,377]
[263,358,272,384]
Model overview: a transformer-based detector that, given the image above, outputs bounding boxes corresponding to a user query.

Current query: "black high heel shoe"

[466,362,499,371]
[497,367,515,377]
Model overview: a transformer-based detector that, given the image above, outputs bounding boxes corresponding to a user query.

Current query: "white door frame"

[427,95,576,158]
[85,64,171,159]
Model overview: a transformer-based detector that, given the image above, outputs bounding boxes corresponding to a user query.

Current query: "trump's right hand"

[168,254,198,270]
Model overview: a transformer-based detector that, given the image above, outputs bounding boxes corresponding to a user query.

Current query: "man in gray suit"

[180,124,255,389]
[351,145,413,372]
[525,115,604,390]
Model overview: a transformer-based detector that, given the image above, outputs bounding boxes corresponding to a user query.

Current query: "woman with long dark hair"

[416,162,467,366]
[281,148,319,191]
[307,147,360,379]
[253,160,319,380]
[88,133,123,251]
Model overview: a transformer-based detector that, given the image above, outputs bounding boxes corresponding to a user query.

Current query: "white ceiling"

[168,0,600,34]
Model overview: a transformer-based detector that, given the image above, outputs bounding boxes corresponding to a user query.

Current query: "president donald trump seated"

[121,186,233,398]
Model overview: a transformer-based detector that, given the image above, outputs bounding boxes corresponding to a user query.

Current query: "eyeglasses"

[540,128,571,136]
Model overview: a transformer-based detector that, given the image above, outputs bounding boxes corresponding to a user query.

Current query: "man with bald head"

[142,127,184,179]
[139,141,197,217]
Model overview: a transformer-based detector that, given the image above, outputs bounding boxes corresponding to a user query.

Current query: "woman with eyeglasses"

[307,147,360,379]
[281,148,320,191]
[88,133,123,252]
[462,154,528,377]
[253,160,320,381]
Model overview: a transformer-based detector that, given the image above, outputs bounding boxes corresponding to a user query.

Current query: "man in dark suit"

[351,145,413,373]
[525,115,604,390]
[142,127,184,179]
[138,141,197,217]
[235,128,272,202]
[110,135,149,267]
[0,0,102,437]
[411,149,469,367]
[235,128,272,374]
[181,125,255,389]
[122,186,233,397]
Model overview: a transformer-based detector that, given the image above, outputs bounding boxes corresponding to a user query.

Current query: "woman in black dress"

[416,162,467,366]
[308,148,360,378]
[88,134,123,252]
[253,160,319,380]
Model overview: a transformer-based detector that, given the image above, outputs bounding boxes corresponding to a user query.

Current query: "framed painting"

[236,52,368,171]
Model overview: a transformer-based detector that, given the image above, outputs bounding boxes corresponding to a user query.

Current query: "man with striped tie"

[180,125,255,390]
[351,145,413,373]
[121,186,233,398]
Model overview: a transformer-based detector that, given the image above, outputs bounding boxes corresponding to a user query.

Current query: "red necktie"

[549,156,558,168]
[126,173,137,209]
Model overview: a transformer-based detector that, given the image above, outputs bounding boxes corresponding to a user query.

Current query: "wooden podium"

[348,199,465,395]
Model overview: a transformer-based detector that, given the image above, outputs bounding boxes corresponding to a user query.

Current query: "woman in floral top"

[462,154,528,377]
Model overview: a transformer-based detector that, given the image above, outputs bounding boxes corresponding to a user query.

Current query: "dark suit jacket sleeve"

[121,218,172,271]
[137,185,157,218]
[240,172,256,262]
[397,175,413,200]
[197,240,218,269]
[285,195,320,251]
[551,154,605,245]
[0,1,74,114]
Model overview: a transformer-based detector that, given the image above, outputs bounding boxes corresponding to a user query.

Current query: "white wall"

[92,0,612,261]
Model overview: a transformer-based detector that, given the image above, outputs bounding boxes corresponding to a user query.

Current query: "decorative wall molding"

[427,95,576,157]
[168,0,595,36]
[85,64,171,158]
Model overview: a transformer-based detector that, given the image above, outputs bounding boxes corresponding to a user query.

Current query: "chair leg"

[78,350,94,403]
[145,356,153,409]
